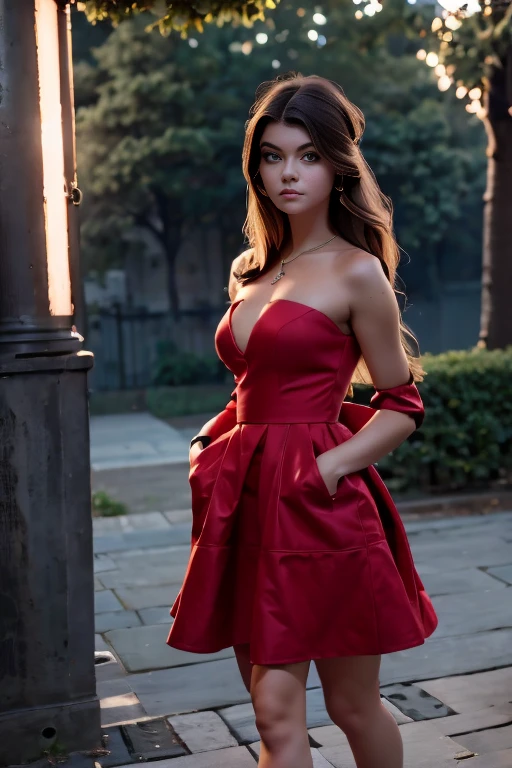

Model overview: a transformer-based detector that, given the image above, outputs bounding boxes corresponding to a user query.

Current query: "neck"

[283,201,337,258]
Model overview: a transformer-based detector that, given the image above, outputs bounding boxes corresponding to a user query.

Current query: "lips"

[280,190,301,195]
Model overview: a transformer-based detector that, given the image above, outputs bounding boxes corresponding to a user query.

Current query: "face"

[257,121,336,213]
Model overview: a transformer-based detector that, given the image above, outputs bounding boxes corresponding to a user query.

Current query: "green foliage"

[354,348,512,492]
[152,340,226,385]
[92,490,128,516]
[80,0,280,36]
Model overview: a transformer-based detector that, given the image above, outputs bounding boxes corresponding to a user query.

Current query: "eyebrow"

[259,141,316,152]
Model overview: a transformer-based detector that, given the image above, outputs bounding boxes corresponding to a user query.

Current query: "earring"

[334,174,344,193]
[253,170,269,197]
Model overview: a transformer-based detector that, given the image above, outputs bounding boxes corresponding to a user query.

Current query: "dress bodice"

[215,298,361,424]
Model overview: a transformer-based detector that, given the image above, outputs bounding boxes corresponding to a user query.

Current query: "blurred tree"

[75,1,485,312]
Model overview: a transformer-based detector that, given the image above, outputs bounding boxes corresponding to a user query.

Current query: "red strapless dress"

[167,298,438,665]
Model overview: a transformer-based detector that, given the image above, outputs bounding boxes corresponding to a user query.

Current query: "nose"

[281,158,298,182]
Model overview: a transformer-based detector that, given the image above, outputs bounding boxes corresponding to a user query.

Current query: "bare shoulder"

[228,248,253,302]
[335,247,392,302]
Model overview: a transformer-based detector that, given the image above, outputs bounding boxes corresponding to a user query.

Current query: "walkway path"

[94,505,512,767]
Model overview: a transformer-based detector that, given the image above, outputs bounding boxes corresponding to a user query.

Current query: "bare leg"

[234,643,253,692]
[315,655,403,768]
[251,660,313,768]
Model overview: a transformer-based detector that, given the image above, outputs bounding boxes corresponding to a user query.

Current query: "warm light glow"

[435,64,446,76]
[35,0,72,317]
[442,31,453,41]
[255,32,268,44]
[445,14,462,29]
[364,4,376,15]
[425,52,439,67]
[416,49,427,60]
[438,75,452,91]
[355,9,363,18]
[308,29,319,41]
[374,2,383,11]
[431,17,443,32]
[241,41,253,54]
[296,7,306,16]
[456,85,468,98]
[468,86,482,100]
[313,12,327,24]
[465,100,481,113]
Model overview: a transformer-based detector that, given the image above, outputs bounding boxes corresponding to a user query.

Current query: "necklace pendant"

[271,270,284,284]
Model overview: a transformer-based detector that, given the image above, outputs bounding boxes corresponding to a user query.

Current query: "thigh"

[314,654,381,709]
[251,660,311,722]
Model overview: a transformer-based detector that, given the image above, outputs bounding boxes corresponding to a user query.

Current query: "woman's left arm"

[317,253,423,491]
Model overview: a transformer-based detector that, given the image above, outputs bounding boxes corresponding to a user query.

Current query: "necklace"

[270,234,339,284]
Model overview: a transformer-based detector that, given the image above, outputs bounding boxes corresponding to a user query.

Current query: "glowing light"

[431,17,443,32]
[317,34,327,46]
[229,41,243,52]
[308,29,319,41]
[364,4,376,15]
[353,0,362,4]
[313,12,327,24]
[355,9,363,18]
[188,38,198,48]
[272,59,281,69]
[465,100,481,113]
[455,86,467,98]
[444,14,462,29]
[35,0,72,316]
[241,41,253,55]
[438,75,452,91]
[425,52,439,67]
[435,64,446,76]
[256,32,268,44]
[468,86,482,100]
[297,7,306,16]
[407,0,417,5]
[442,31,453,41]
[374,2,383,11]
[416,49,427,60]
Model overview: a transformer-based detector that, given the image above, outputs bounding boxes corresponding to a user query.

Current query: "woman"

[167,73,438,768]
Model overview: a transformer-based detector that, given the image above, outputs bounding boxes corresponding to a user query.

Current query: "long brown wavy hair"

[234,72,424,384]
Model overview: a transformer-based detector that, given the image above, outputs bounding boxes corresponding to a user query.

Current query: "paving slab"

[138,606,174,626]
[487,563,512,585]
[418,567,507,596]
[249,742,335,766]
[95,589,124,614]
[98,563,186,590]
[94,554,118,572]
[90,412,189,470]
[429,588,512,638]
[455,723,512,755]
[95,576,105,590]
[380,683,455,720]
[432,702,512,737]
[164,509,193,525]
[111,544,191,567]
[456,747,512,767]
[122,719,187,760]
[95,610,141,633]
[114,585,178,611]
[113,746,257,767]
[379,628,512,685]
[101,691,146,726]
[168,711,238,752]
[307,725,350,749]
[419,667,512,713]
[122,525,191,549]
[99,726,135,767]
[128,657,252,715]
[106,624,234,673]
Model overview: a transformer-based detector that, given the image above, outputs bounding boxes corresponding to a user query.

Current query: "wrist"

[190,434,212,450]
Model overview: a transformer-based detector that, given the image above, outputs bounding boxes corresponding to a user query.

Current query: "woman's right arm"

[189,254,243,455]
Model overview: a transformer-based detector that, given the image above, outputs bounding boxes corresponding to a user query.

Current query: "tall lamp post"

[0,0,100,763]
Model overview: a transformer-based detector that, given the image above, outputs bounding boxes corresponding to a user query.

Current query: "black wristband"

[190,435,212,450]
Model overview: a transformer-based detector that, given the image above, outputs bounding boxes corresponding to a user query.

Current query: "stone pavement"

[93,507,512,767]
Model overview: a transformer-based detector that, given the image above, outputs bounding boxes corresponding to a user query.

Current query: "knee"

[324,691,381,735]
[253,694,294,747]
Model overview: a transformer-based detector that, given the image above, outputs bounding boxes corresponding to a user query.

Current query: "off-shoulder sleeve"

[369,371,425,429]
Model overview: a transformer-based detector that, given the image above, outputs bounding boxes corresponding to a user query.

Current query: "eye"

[303,152,320,162]
[262,151,280,162]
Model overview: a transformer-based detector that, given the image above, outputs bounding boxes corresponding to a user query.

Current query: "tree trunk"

[479,48,512,349]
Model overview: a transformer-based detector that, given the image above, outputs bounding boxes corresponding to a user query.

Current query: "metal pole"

[0,1,100,762]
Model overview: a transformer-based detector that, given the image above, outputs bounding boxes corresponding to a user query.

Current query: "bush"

[353,347,512,493]
[92,490,128,517]
[152,340,226,386]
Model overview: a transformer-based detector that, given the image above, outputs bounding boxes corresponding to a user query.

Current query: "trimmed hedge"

[354,347,512,493]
